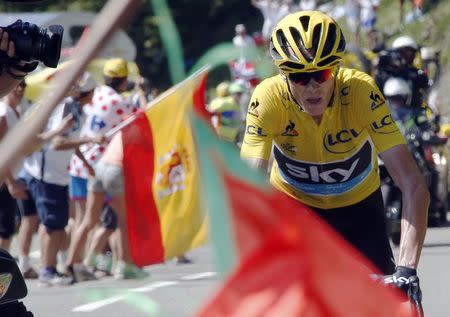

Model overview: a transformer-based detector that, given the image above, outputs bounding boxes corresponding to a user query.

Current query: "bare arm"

[75,147,95,177]
[51,134,105,151]
[380,144,429,269]
[136,77,149,110]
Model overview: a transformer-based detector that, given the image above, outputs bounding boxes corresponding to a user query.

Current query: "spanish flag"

[122,69,208,266]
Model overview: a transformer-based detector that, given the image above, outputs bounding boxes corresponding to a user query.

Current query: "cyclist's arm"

[379,143,429,269]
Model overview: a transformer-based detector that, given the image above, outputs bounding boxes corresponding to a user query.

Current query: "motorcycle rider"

[384,77,448,226]
[375,36,429,111]
[383,77,427,128]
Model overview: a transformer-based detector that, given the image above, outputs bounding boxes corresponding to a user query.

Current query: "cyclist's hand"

[384,266,419,294]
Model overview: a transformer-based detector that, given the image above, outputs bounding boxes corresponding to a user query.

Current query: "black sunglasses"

[288,68,334,85]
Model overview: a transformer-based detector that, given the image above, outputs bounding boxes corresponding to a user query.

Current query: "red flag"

[196,171,411,317]
[122,112,164,265]
[192,72,210,121]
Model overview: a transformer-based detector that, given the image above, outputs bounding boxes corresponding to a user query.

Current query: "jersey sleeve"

[240,79,280,160]
[353,72,405,153]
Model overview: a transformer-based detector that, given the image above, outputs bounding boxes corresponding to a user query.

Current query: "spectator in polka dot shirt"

[66,58,137,281]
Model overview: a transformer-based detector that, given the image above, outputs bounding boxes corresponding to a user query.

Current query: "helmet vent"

[317,56,340,67]
[311,24,321,57]
[337,30,346,53]
[288,27,303,61]
[269,39,283,60]
[276,30,294,58]
[280,61,305,71]
[299,15,310,32]
[321,23,336,58]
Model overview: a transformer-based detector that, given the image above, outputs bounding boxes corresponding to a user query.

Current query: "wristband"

[395,266,417,276]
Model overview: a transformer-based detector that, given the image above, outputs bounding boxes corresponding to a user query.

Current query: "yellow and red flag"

[122,70,208,266]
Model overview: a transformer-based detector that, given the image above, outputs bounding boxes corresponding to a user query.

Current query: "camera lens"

[41,25,64,68]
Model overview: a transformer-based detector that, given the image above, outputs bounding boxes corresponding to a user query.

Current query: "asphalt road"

[15,225,450,317]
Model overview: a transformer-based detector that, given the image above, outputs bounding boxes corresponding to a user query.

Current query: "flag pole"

[0,0,142,182]
[107,65,210,139]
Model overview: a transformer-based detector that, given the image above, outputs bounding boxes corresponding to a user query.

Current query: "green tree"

[0,0,262,89]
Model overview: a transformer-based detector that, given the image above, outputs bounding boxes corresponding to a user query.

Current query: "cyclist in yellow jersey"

[241,11,429,291]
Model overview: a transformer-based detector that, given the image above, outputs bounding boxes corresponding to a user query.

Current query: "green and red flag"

[192,117,411,317]
[121,69,208,266]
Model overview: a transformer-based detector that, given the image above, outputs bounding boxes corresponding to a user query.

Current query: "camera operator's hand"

[0,28,38,79]
[384,266,419,295]
[0,28,15,58]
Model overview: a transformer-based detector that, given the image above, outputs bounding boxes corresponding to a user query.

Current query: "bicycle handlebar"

[370,274,424,317]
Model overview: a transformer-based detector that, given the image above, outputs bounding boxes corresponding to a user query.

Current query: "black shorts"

[100,205,118,230]
[310,188,395,275]
[15,178,37,217]
[0,185,18,239]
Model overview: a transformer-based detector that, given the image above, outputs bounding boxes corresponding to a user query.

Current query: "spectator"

[345,0,361,44]
[66,58,137,282]
[69,131,149,280]
[360,0,380,49]
[233,23,257,60]
[20,72,101,286]
[400,0,424,24]
[0,80,39,279]
[299,0,316,10]
[252,0,298,42]
[0,81,28,252]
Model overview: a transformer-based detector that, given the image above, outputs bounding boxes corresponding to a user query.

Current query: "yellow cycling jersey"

[241,67,405,209]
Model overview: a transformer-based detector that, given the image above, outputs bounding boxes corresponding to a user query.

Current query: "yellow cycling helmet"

[103,58,129,78]
[270,11,346,74]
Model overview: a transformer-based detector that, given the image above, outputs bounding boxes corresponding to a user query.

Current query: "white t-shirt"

[253,0,281,40]
[69,85,136,179]
[0,100,22,178]
[24,99,84,186]
[360,0,380,23]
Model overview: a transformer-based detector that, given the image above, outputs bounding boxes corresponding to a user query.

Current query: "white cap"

[392,36,418,50]
[420,47,436,60]
[75,72,96,93]
[383,77,411,97]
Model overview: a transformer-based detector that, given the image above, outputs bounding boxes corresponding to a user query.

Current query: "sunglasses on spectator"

[288,68,334,85]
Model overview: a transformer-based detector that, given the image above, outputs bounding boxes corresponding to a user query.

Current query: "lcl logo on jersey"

[370,91,386,111]
[246,125,267,137]
[274,141,373,195]
[281,120,299,136]
[371,114,398,134]
[248,99,260,117]
[323,128,361,154]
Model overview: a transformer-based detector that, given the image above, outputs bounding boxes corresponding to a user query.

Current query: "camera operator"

[375,36,429,112]
[0,18,62,316]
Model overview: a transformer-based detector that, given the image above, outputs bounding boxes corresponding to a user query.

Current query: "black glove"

[384,266,419,295]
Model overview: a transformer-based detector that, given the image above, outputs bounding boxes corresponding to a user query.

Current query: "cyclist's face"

[287,69,335,117]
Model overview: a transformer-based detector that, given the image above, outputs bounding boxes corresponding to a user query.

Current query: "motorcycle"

[0,249,33,316]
